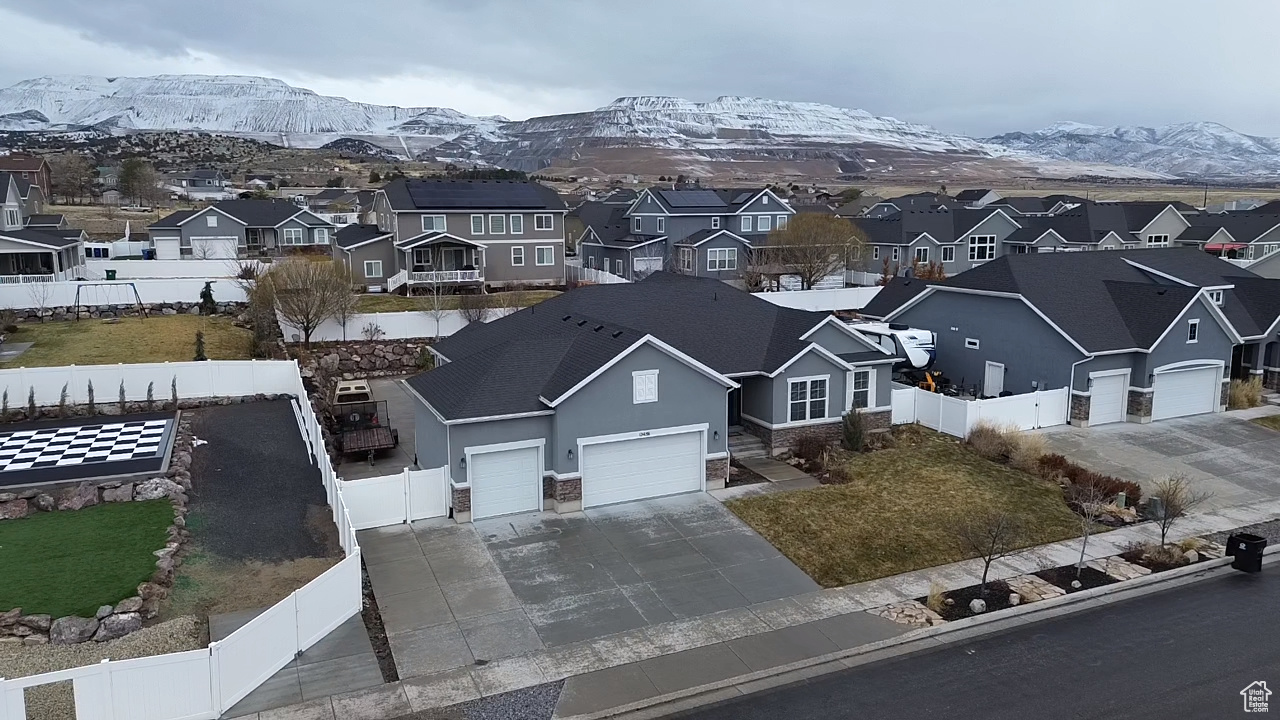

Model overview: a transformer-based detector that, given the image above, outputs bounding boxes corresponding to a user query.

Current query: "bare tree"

[266,259,352,348]
[762,214,866,290]
[27,281,56,322]
[50,152,93,204]
[417,274,456,340]
[1150,474,1211,545]
[1066,482,1109,578]
[331,280,359,341]
[951,509,1027,598]
[457,291,492,324]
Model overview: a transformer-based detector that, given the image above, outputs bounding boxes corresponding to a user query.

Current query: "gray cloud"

[2,0,1278,136]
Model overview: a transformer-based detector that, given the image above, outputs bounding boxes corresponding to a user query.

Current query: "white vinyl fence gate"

[890,385,1069,438]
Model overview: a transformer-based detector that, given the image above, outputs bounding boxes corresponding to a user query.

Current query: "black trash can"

[104,269,117,280]
[1228,532,1267,573]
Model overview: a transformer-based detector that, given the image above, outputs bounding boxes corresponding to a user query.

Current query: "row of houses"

[0,171,88,281]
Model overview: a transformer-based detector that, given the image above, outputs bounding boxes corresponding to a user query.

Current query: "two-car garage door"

[581,431,703,508]
[1152,366,1220,421]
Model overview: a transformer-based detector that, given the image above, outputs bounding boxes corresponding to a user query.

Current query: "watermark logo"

[1242,681,1272,713]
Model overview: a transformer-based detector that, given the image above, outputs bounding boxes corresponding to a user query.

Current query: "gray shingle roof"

[334,224,390,249]
[857,276,932,319]
[410,273,853,420]
[211,200,301,227]
[23,214,65,227]
[381,178,565,212]
[0,228,82,249]
[149,209,197,229]
[1184,213,1280,244]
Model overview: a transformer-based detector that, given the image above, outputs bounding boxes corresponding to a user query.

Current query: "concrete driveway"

[1038,409,1280,510]
[357,493,819,679]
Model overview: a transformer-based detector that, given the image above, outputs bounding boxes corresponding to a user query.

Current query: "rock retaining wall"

[8,302,248,323]
[310,340,433,379]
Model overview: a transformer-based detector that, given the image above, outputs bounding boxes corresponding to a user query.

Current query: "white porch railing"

[0,273,56,284]
[408,269,483,283]
[386,269,408,292]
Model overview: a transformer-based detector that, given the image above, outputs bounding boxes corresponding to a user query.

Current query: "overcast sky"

[1,0,1277,137]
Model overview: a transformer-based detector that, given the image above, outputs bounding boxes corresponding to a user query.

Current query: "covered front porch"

[1239,339,1280,390]
[0,246,84,283]
[388,233,485,293]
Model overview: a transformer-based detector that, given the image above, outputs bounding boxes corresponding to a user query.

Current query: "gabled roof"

[0,154,48,172]
[676,229,752,247]
[892,249,1249,353]
[1183,212,1280,244]
[857,276,932,319]
[380,178,565,212]
[210,199,308,227]
[0,228,82,249]
[395,231,486,250]
[631,187,787,216]
[335,224,392,250]
[954,189,994,203]
[581,204,655,249]
[23,214,65,227]
[149,209,197,229]
[410,272,872,420]
[1245,200,1280,214]
[988,196,1052,215]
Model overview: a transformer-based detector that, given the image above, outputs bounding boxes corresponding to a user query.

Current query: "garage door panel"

[1152,367,1219,421]
[582,431,702,508]
[470,446,541,520]
[1089,374,1127,426]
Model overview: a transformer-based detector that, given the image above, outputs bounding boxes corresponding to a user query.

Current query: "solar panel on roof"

[659,189,726,209]
[406,181,549,209]
[730,192,753,204]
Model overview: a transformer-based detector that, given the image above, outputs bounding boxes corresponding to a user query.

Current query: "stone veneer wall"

[312,340,434,379]
[741,417,844,456]
[1069,392,1091,427]
[860,409,892,433]
[451,485,471,515]
[1127,389,1153,422]
[705,457,728,489]
[1220,379,1231,408]
[1266,369,1280,392]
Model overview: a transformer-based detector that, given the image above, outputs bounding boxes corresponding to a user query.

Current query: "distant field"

[861,183,1280,205]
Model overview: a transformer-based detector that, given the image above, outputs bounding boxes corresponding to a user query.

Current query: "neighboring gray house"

[334,224,395,286]
[0,172,85,281]
[874,248,1280,427]
[370,178,568,292]
[580,186,795,282]
[404,272,896,522]
[954,189,1002,208]
[147,200,335,260]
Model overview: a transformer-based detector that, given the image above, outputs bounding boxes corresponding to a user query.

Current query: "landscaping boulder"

[32,493,55,512]
[9,625,31,637]
[23,634,48,646]
[114,597,143,614]
[0,492,15,502]
[56,482,99,511]
[0,498,28,520]
[1009,593,1022,607]
[969,598,987,614]
[50,616,99,645]
[94,613,142,642]
[0,608,20,627]
[134,478,181,501]
[19,614,51,632]
[102,483,135,503]
[137,582,165,600]
[95,605,114,620]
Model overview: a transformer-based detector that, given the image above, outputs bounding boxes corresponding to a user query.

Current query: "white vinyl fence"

[277,307,518,343]
[890,385,1069,438]
[0,360,363,720]
[84,259,266,279]
[754,287,881,312]
[565,261,629,285]
[339,467,449,529]
[0,278,246,310]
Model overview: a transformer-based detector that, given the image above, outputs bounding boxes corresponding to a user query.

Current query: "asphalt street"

[671,568,1280,720]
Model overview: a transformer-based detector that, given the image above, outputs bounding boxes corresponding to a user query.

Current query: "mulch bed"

[727,460,770,487]
[1120,545,1212,573]
[1034,565,1118,593]
[361,559,399,683]
[920,580,1015,622]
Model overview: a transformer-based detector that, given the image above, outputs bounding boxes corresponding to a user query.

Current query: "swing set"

[71,282,149,321]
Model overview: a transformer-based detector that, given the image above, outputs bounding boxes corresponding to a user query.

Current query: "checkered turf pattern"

[0,419,168,472]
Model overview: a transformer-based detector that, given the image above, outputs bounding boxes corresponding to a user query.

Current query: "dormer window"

[1207,290,1224,306]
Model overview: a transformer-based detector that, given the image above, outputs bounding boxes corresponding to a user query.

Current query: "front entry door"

[727,388,742,426]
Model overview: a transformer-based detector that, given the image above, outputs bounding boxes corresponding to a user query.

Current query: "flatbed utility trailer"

[333,400,399,465]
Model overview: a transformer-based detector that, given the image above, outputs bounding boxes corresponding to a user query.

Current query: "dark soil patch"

[361,558,399,683]
[1034,565,1118,593]
[728,460,769,487]
[922,580,1014,622]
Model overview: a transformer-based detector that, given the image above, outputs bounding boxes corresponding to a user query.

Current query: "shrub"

[1064,466,1143,505]
[1038,453,1071,473]
[1176,536,1208,553]
[965,421,1017,463]
[841,410,866,452]
[926,581,947,614]
[1229,377,1263,410]
[794,432,831,462]
[1123,542,1189,571]
[1010,432,1047,474]
[826,465,854,485]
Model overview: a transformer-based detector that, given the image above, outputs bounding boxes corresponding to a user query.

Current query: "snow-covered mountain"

[987,121,1280,178]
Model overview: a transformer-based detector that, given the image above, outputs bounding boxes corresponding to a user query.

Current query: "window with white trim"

[969,235,996,261]
[872,246,879,260]
[758,215,771,232]
[965,338,980,349]
[413,248,432,266]
[741,216,752,232]
[511,246,524,266]
[509,214,523,234]
[708,247,737,271]
[4,208,18,227]
[633,216,642,233]
[488,214,506,234]
[313,228,329,245]
[788,377,828,422]
[851,369,871,409]
[421,215,447,232]
[679,246,694,272]
[777,215,788,229]
[206,215,218,227]
[534,214,554,231]
[282,227,304,245]
[711,217,721,229]
[1207,289,1224,306]
[632,369,659,404]
[535,246,554,266]
[941,245,955,263]
[1187,319,1199,343]
[615,259,624,275]
[363,260,383,278]
[913,247,929,264]
[891,247,899,262]
[1147,234,1169,248]
[470,214,484,234]
[656,216,665,233]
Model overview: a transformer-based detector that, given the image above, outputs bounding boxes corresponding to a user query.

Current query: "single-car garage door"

[469,445,541,520]
[1152,366,1219,421]
[581,431,702,508]
[1089,373,1128,426]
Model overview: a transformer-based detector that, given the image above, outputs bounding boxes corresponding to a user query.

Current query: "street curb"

[559,545,1279,720]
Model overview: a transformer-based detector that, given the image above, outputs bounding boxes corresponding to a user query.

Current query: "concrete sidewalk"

[227,496,1280,719]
